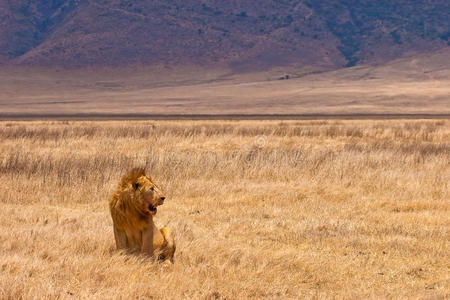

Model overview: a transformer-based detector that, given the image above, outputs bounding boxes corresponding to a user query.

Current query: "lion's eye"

[151,187,155,191]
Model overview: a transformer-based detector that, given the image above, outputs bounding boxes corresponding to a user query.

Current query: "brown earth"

[0,49,449,118]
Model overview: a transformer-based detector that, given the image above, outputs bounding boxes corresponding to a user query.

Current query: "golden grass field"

[0,119,449,299]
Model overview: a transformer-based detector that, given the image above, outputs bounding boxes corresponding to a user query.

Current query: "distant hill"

[0,0,448,70]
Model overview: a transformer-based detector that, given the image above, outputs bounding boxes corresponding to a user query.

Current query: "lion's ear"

[133,182,139,190]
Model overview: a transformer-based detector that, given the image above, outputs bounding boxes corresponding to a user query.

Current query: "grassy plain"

[1,49,450,117]
[0,119,449,299]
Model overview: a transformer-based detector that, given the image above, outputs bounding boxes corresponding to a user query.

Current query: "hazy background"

[0,1,449,116]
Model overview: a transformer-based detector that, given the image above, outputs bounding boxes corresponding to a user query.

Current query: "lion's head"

[118,168,166,216]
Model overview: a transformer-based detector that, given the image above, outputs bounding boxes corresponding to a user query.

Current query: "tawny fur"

[109,168,175,263]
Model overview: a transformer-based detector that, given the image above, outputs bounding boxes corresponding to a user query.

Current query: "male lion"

[109,168,175,263]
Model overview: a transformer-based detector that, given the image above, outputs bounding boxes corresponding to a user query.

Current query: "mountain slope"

[0,0,448,70]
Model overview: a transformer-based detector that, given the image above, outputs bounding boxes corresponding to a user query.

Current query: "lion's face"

[134,175,166,216]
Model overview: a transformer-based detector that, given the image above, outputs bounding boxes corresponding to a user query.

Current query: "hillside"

[0,0,448,70]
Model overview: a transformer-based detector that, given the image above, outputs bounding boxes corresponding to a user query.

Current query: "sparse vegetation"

[0,120,449,298]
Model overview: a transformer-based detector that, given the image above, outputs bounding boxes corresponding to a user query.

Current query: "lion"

[109,168,175,263]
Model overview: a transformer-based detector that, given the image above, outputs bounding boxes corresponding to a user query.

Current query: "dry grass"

[0,119,449,299]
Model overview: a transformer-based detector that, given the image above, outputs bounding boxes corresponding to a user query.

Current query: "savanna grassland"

[0,120,449,299]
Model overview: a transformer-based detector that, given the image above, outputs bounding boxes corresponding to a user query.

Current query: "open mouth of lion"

[148,203,157,215]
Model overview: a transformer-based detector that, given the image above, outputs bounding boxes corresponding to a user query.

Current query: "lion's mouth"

[148,203,157,215]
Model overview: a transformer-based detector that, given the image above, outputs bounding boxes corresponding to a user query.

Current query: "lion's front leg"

[141,226,154,256]
[159,227,176,263]
[113,225,127,250]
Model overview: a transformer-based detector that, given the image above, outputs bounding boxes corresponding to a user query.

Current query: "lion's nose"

[160,197,165,201]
